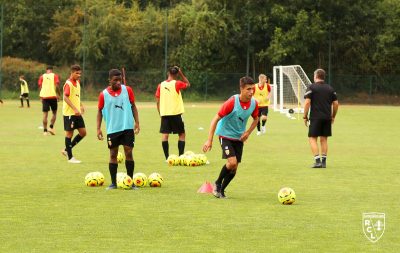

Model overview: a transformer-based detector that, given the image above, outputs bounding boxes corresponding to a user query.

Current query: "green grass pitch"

[0,100,399,252]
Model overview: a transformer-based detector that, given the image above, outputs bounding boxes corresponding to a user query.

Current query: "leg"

[220,156,238,197]
[260,115,267,134]
[71,127,86,147]
[50,110,57,129]
[20,97,24,107]
[123,145,134,178]
[178,132,185,156]
[65,130,74,160]
[161,133,169,159]
[43,112,49,133]
[309,137,322,168]
[320,136,328,168]
[108,146,119,188]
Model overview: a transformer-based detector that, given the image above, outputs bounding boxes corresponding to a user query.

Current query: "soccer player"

[62,65,86,164]
[253,74,272,135]
[97,69,140,190]
[38,66,61,136]
[202,77,259,198]
[18,75,30,108]
[155,66,190,160]
[303,68,339,168]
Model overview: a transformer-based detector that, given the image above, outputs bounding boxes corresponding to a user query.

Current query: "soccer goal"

[272,65,312,114]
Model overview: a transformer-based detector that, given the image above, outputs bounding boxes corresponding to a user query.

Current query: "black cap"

[109,69,122,79]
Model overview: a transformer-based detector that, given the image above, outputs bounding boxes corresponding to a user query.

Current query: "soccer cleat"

[106,184,117,190]
[220,191,227,199]
[256,131,261,136]
[48,128,55,135]
[213,183,222,198]
[43,132,50,136]
[321,161,326,168]
[311,162,323,168]
[131,185,139,190]
[61,149,67,157]
[261,126,266,134]
[68,157,81,164]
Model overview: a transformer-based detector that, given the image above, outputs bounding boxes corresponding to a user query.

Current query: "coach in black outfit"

[303,69,339,168]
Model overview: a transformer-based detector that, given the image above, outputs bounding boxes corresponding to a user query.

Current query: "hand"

[202,140,212,153]
[239,131,250,142]
[80,105,85,115]
[134,123,140,135]
[97,129,104,140]
[304,118,309,127]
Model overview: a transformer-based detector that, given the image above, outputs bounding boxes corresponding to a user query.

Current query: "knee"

[261,115,267,121]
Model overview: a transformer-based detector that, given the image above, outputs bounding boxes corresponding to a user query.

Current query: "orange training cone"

[197,181,214,193]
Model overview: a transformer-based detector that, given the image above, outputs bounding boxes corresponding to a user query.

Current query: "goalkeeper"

[202,77,258,198]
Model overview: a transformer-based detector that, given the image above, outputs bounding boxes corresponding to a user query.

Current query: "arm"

[63,94,81,116]
[132,102,140,134]
[303,98,311,127]
[331,100,339,124]
[202,114,222,153]
[178,68,190,88]
[156,97,160,115]
[96,110,104,140]
[240,116,259,142]
[56,86,62,101]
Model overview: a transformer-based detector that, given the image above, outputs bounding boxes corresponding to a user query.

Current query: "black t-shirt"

[304,82,337,120]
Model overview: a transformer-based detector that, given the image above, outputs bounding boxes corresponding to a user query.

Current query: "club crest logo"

[362,212,385,243]
[224,146,230,155]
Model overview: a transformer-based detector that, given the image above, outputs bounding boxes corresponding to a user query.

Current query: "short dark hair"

[314,69,325,80]
[46,66,53,70]
[71,64,81,72]
[168,66,179,75]
[109,69,122,79]
[240,76,254,88]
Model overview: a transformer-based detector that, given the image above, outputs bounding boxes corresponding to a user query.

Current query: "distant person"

[61,65,86,164]
[38,66,61,136]
[19,75,30,108]
[155,66,190,160]
[303,68,339,168]
[97,69,140,190]
[253,74,272,135]
[202,77,259,198]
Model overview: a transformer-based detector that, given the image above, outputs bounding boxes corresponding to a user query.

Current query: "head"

[167,66,179,79]
[109,69,122,90]
[314,69,325,82]
[46,66,53,73]
[70,64,82,81]
[239,76,255,101]
[19,75,24,80]
[258,74,267,85]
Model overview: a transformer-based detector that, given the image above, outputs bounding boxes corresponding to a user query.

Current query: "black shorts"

[219,137,244,163]
[42,99,58,112]
[107,130,135,149]
[258,106,269,117]
[20,93,29,98]
[160,114,185,134]
[64,115,86,131]
[308,119,332,137]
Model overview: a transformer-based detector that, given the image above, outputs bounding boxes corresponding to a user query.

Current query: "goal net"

[272,65,311,114]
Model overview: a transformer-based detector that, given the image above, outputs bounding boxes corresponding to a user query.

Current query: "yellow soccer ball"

[148,172,164,187]
[132,172,148,187]
[117,174,133,190]
[117,151,124,163]
[85,172,99,187]
[278,187,296,205]
[93,171,105,186]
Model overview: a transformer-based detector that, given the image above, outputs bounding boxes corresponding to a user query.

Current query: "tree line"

[1,0,399,96]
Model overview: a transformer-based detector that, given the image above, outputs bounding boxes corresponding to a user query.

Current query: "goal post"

[272,65,312,114]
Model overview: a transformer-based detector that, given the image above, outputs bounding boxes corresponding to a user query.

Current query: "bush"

[0,57,70,92]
